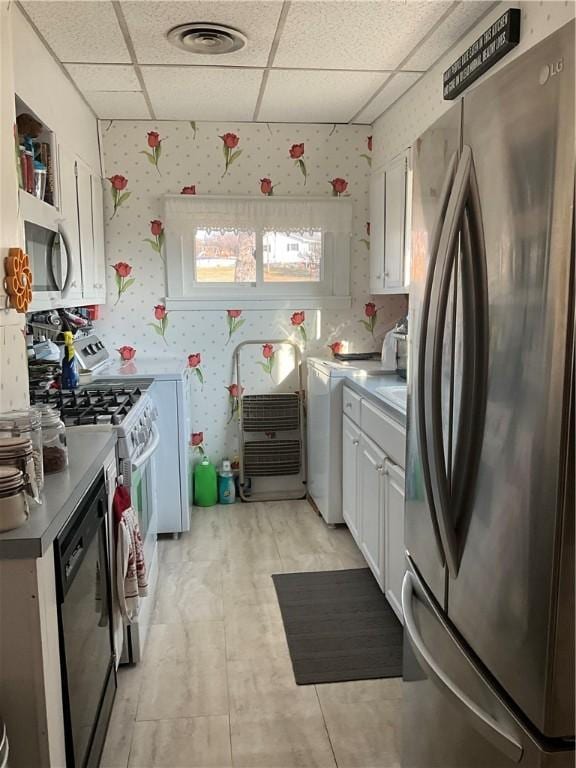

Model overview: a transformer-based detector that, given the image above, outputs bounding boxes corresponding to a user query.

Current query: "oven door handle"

[131,424,160,471]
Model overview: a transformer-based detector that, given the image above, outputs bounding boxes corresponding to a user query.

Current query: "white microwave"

[20,191,76,305]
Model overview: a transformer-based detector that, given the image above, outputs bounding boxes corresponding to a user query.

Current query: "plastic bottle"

[193,457,218,507]
[218,460,236,505]
[61,332,79,389]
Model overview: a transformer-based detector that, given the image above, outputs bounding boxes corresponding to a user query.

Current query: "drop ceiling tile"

[121,1,282,66]
[20,1,130,63]
[258,69,386,124]
[142,66,262,120]
[403,2,492,70]
[355,72,422,123]
[65,64,140,92]
[84,91,151,120]
[273,1,452,71]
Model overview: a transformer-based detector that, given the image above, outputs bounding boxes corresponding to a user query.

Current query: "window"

[194,229,256,283]
[165,195,352,309]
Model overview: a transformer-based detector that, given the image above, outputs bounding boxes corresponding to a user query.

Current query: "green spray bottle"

[193,456,218,507]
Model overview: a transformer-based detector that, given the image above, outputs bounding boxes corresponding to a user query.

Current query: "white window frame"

[164,195,352,311]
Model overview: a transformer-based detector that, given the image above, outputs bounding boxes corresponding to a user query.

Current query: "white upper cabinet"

[369,148,411,294]
[76,158,106,303]
[90,174,106,302]
[57,146,83,303]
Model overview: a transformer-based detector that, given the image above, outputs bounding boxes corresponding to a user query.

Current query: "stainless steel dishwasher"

[54,471,116,768]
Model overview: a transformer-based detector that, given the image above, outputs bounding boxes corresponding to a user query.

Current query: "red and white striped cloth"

[113,484,148,623]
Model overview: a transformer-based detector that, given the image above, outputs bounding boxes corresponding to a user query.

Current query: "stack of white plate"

[0,466,29,532]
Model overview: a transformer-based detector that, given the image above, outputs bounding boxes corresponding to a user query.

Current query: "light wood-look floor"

[101,500,402,768]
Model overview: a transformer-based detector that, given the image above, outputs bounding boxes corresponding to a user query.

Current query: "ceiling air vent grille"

[166,23,247,55]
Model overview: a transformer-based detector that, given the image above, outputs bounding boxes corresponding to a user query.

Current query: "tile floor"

[101,500,402,768]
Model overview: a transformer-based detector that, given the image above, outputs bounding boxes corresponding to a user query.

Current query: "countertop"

[0,430,117,560]
[343,372,408,426]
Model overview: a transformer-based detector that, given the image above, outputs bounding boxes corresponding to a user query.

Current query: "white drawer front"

[360,399,406,468]
[342,386,361,424]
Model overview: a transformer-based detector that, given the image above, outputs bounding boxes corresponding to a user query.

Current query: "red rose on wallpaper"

[290,311,305,326]
[108,174,128,191]
[289,143,307,184]
[289,143,304,159]
[361,302,378,336]
[260,178,275,196]
[117,345,136,361]
[108,175,131,218]
[141,131,163,173]
[290,311,307,345]
[227,383,243,398]
[258,344,276,380]
[181,185,196,195]
[221,132,239,149]
[361,136,372,167]
[328,341,343,356]
[226,309,244,343]
[220,133,242,176]
[149,305,169,343]
[111,262,135,304]
[191,431,205,455]
[112,261,132,278]
[144,219,165,259]
[188,353,204,386]
[330,177,348,196]
[365,302,377,317]
[147,131,160,148]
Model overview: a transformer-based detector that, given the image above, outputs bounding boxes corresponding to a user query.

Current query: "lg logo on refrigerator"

[539,58,564,85]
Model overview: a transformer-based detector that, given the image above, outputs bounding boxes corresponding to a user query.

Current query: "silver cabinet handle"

[402,571,523,763]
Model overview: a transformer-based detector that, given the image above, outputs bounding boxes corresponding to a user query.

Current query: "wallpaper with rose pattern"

[96,120,407,462]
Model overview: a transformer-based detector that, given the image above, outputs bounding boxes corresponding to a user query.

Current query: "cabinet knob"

[376,274,382,279]
[352,439,359,446]
[345,402,352,408]
[376,464,384,472]
[384,272,389,277]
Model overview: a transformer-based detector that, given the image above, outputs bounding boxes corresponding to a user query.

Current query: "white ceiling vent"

[166,23,247,55]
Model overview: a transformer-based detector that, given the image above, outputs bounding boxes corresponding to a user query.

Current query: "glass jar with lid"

[0,410,43,495]
[36,405,68,474]
[0,466,29,532]
[0,437,38,502]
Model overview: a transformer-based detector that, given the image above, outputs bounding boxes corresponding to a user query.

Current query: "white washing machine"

[306,357,384,525]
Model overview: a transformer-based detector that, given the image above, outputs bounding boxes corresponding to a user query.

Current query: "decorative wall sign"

[443,9,521,100]
[4,248,33,312]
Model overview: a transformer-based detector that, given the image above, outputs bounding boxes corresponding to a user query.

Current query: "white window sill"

[164,296,351,311]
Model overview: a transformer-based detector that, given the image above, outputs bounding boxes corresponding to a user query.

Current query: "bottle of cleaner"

[61,331,79,389]
[193,456,218,507]
[218,460,236,505]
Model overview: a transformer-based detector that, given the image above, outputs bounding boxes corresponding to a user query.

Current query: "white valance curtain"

[164,194,353,235]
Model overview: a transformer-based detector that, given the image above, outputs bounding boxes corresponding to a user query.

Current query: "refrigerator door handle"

[426,145,473,577]
[451,155,489,533]
[402,570,524,763]
[416,151,459,567]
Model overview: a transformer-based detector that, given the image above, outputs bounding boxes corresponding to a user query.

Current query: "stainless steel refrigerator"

[403,21,574,768]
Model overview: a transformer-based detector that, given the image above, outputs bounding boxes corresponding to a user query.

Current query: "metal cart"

[234,340,306,502]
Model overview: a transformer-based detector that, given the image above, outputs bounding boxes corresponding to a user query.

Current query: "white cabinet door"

[90,174,106,302]
[342,413,361,543]
[369,167,386,293]
[383,152,408,290]
[359,433,385,588]
[384,459,405,622]
[57,147,82,302]
[75,158,95,300]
